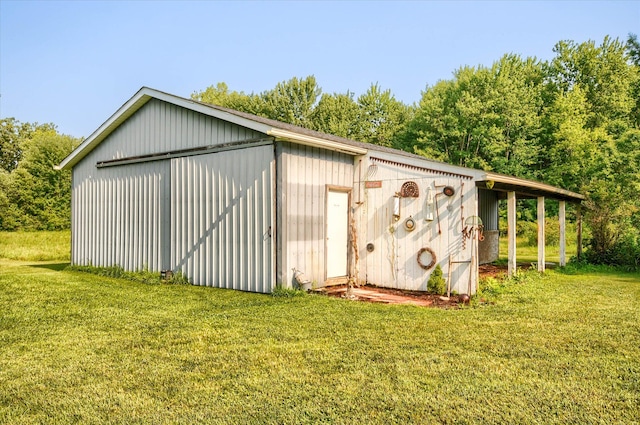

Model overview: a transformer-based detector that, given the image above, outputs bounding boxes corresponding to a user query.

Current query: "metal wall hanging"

[404,217,416,232]
[443,186,456,197]
[400,181,419,198]
[424,186,434,221]
[393,193,401,221]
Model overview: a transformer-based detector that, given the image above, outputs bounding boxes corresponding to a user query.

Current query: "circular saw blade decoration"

[400,181,419,198]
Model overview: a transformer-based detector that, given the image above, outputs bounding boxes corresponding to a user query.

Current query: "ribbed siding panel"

[87,98,264,162]
[171,145,274,293]
[71,160,170,271]
[278,143,354,288]
[478,189,499,231]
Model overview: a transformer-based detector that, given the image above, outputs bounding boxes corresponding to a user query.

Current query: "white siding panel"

[171,145,275,293]
[71,160,170,271]
[278,143,354,288]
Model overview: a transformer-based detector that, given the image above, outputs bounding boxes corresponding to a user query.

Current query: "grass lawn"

[0,230,70,261]
[1,235,639,423]
[498,235,578,265]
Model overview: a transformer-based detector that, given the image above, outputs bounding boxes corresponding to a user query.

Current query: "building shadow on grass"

[29,263,70,271]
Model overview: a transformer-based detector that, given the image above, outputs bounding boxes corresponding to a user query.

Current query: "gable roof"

[57,86,373,171]
[56,86,584,202]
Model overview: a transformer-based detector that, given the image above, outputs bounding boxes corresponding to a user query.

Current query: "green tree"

[355,83,412,147]
[191,82,264,115]
[543,37,639,265]
[546,37,635,129]
[0,125,79,230]
[261,76,322,128]
[400,55,544,178]
[0,118,54,173]
[310,91,360,139]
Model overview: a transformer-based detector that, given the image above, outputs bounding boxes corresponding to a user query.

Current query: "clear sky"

[1,0,638,138]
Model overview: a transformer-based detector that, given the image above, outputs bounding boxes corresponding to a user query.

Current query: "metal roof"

[477,172,585,202]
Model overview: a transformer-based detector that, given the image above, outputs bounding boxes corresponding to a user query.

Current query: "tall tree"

[546,37,635,129]
[355,83,412,147]
[399,54,544,178]
[0,125,78,230]
[310,91,360,139]
[261,76,322,128]
[191,82,264,115]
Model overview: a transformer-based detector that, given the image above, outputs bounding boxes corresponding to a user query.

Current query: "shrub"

[586,233,640,270]
[427,265,446,295]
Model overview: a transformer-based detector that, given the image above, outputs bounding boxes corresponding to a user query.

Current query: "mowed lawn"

[0,233,639,424]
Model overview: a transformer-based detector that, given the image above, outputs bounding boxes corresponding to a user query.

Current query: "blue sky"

[1,0,638,138]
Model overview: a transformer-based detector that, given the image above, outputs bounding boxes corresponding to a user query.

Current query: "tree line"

[0,119,79,230]
[192,35,640,267]
[1,35,638,266]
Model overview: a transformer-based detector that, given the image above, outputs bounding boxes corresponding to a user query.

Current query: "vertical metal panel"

[86,98,264,162]
[171,145,274,293]
[71,159,170,271]
[478,189,499,231]
[277,142,354,288]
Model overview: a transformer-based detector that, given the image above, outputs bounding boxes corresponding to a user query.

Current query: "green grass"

[1,257,639,424]
[0,230,70,261]
[1,232,638,423]
[499,236,578,264]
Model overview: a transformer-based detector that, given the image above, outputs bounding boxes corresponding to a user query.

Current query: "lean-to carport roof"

[477,172,585,202]
[56,86,583,203]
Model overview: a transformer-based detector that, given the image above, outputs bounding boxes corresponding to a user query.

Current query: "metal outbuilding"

[57,87,584,295]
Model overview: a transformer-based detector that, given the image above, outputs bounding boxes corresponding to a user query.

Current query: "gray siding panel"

[278,142,355,288]
[478,189,499,231]
[88,98,264,163]
[71,160,170,271]
[171,145,275,293]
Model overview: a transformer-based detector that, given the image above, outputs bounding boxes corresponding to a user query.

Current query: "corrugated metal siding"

[171,145,275,293]
[71,160,170,271]
[277,142,354,288]
[478,189,499,230]
[87,98,264,161]
[358,157,477,294]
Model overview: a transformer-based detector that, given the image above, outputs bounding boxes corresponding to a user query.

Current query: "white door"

[326,190,349,279]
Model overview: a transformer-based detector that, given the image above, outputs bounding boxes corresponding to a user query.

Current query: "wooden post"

[507,191,516,276]
[537,196,545,272]
[576,204,583,260]
[559,201,566,267]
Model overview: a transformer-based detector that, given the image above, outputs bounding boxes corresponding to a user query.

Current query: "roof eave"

[267,128,368,155]
[478,172,585,202]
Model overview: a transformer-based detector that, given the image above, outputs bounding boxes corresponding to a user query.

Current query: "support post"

[507,191,516,276]
[576,204,583,260]
[537,196,545,272]
[559,201,566,267]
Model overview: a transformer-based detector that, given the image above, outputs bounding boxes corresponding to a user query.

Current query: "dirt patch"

[318,284,465,308]
[479,263,508,279]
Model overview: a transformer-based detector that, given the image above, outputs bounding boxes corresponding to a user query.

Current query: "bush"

[427,265,446,295]
[271,286,307,297]
[586,233,640,270]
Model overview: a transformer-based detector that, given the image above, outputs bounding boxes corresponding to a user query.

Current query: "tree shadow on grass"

[29,263,70,271]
